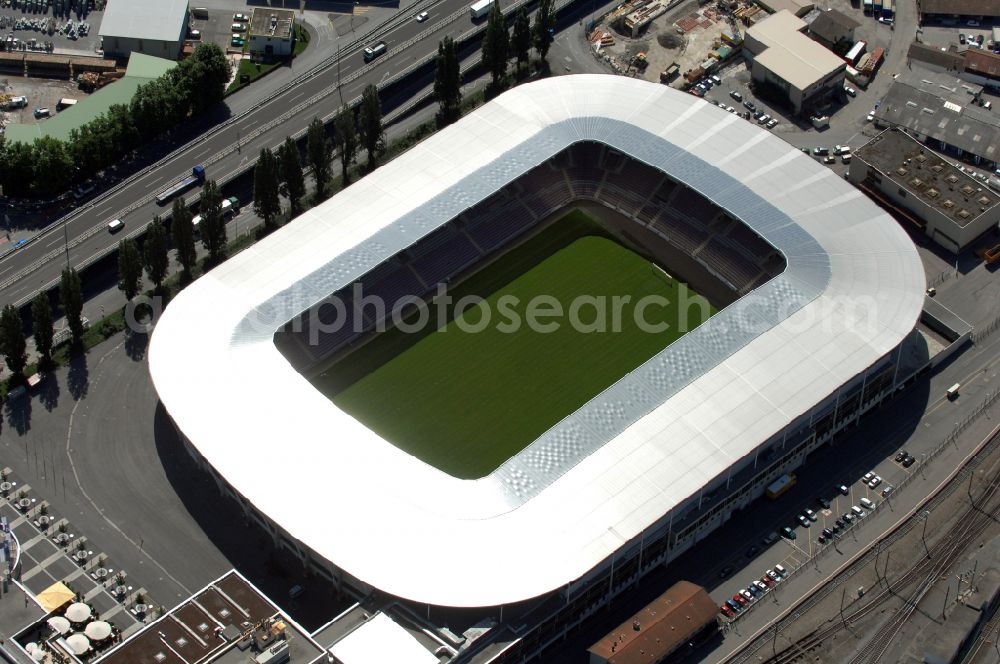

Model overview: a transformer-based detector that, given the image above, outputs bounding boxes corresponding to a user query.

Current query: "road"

[0,0,500,309]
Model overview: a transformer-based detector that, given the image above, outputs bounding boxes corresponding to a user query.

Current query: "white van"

[860,497,875,510]
[947,383,961,399]
[851,505,865,517]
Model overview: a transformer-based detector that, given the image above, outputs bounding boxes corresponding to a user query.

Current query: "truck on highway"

[765,473,796,500]
[155,165,206,206]
[470,0,494,19]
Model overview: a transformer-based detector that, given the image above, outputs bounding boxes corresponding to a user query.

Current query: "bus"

[765,473,797,499]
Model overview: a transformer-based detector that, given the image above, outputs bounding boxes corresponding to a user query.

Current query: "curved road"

[0,0,493,308]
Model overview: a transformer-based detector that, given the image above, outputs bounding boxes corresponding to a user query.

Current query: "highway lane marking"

[289,90,307,103]
[63,338,192,598]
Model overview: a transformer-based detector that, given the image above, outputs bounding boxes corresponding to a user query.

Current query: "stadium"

[149,75,925,662]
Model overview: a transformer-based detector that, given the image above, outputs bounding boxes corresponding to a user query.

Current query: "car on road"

[844,86,857,97]
[867,475,882,489]
[416,11,429,21]
[804,509,817,521]
[720,603,735,618]
[838,484,849,495]
[797,514,810,527]
[33,107,50,118]
[107,219,124,233]
[813,146,828,155]
[730,90,742,101]
[782,526,797,540]
[817,496,831,509]
[233,12,250,21]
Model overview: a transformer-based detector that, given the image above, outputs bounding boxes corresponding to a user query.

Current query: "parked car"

[718,565,733,578]
[838,484,849,495]
[867,475,882,489]
[758,114,771,124]
[740,589,754,603]
[813,146,829,155]
[842,512,855,524]
[960,34,967,44]
[746,545,759,558]
[842,153,852,164]
[747,584,762,598]
[822,528,834,539]
[726,598,742,612]
[895,450,908,463]
[774,564,787,577]
[6,95,27,109]
[766,118,778,129]
[863,471,875,483]
[797,514,810,527]
[804,509,817,521]
[231,36,245,47]
[33,107,50,118]
[232,22,247,32]
[882,485,895,498]
[743,99,756,111]
[733,593,748,607]
[823,155,836,164]
[720,603,735,618]
[761,575,775,588]
[866,112,875,122]
[711,75,722,85]
[844,86,857,97]
[816,496,831,509]
[107,219,124,233]
[902,454,916,468]
[766,569,780,581]
[188,29,201,39]
[782,526,797,540]
[818,535,827,544]
[727,105,736,113]
[834,145,851,155]
[730,90,743,101]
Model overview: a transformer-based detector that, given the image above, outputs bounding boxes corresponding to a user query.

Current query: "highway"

[0,0,504,309]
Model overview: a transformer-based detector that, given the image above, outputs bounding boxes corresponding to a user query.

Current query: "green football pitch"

[316,210,715,479]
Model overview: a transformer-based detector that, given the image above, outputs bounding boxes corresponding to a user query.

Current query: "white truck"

[470,0,494,19]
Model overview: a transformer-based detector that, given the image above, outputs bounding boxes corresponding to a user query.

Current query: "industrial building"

[149,76,924,663]
[743,10,846,114]
[248,8,296,60]
[873,70,1000,171]
[917,0,1000,22]
[850,128,1000,252]
[807,8,861,49]
[98,0,188,60]
[755,0,814,18]
[587,581,718,664]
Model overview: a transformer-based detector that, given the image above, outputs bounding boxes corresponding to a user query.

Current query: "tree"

[31,292,54,368]
[512,7,531,72]
[144,215,169,291]
[306,117,332,201]
[184,43,230,112]
[117,237,143,302]
[481,3,509,88]
[278,137,306,217]
[434,37,462,126]
[199,180,227,263]
[32,136,74,198]
[533,0,555,65]
[59,267,84,346]
[359,85,384,171]
[0,304,26,380]
[170,197,197,280]
[333,106,359,186]
[0,141,36,198]
[253,147,282,231]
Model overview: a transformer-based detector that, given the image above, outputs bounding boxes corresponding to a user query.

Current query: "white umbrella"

[65,602,91,623]
[48,615,71,634]
[84,620,112,641]
[65,632,91,655]
[25,644,44,662]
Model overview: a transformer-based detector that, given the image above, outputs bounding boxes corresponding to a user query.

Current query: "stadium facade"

[149,76,925,662]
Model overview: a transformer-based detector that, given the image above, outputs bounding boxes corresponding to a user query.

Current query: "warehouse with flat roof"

[99,0,188,60]
[744,10,846,114]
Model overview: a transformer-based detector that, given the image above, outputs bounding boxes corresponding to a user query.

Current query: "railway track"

[962,591,1000,663]
[762,450,1000,664]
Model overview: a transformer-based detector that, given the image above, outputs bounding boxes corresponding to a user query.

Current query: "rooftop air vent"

[978,195,991,206]
[926,188,940,198]
[956,209,971,219]
[960,184,975,195]
[942,199,955,209]
[931,164,944,173]
[946,174,960,184]
[896,167,909,177]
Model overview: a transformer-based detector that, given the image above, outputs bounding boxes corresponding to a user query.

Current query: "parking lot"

[1,76,84,124]
[188,6,250,56]
[0,2,103,55]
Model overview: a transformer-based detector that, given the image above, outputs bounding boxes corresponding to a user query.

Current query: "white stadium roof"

[149,75,924,608]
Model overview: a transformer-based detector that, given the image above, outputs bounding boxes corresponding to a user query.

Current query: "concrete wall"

[250,34,293,59]
[103,35,182,60]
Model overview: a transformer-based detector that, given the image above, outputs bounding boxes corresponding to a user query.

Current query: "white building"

[99,0,188,60]
[248,8,295,60]
[744,10,846,114]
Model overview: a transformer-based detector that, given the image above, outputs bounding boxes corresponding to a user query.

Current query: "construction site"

[586,0,765,86]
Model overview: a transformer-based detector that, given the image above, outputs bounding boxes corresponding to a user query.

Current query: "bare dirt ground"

[0,76,84,124]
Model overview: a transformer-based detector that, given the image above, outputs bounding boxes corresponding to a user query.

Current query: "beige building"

[98,0,187,60]
[744,10,846,114]
[248,8,295,60]
[756,0,815,18]
[850,129,1000,253]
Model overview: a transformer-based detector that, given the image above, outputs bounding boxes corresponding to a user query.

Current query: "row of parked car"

[719,564,788,618]
[780,475,897,546]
